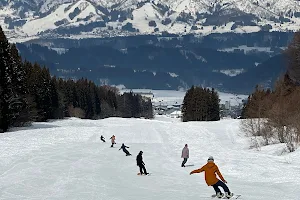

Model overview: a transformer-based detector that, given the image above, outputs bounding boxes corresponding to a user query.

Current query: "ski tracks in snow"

[1,117,300,200]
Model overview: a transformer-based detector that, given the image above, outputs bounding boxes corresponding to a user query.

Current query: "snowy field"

[120,89,248,106]
[1,116,300,200]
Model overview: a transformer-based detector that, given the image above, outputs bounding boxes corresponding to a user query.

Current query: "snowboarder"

[119,143,131,156]
[190,156,233,199]
[136,151,148,175]
[110,135,116,147]
[181,144,189,167]
[100,135,106,142]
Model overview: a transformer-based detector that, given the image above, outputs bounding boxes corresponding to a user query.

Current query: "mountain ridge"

[16,37,286,93]
[1,0,300,42]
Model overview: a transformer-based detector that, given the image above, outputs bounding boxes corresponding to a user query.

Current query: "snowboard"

[211,194,241,199]
[137,173,151,175]
[184,164,195,167]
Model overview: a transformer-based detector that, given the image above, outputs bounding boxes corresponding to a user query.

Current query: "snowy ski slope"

[0,116,300,199]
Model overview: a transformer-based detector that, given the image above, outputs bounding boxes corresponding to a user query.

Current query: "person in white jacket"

[181,144,189,167]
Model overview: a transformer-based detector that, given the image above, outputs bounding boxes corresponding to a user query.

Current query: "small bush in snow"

[149,20,157,27]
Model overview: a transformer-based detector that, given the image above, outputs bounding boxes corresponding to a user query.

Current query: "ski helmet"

[208,156,214,162]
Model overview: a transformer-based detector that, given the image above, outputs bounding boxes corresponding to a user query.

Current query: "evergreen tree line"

[241,32,300,152]
[181,86,220,122]
[0,26,153,133]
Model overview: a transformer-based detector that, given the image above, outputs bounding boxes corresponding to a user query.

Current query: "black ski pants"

[138,164,147,174]
[123,149,131,155]
[212,180,230,194]
[181,158,188,167]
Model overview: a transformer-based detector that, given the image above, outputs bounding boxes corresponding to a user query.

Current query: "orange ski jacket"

[190,162,225,186]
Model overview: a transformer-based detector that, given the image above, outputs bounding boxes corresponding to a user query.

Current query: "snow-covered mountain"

[1,0,300,42]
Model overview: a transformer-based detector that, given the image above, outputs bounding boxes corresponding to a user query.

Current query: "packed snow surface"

[0,116,300,200]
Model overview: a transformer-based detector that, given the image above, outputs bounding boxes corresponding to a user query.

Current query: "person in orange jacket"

[190,156,233,199]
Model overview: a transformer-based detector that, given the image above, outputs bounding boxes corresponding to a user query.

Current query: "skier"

[136,151,149,175]
[190,156,233,199]
[119,143,132,156]
[100,135,106,142]
[110,135,116,147]
[181,144,189,167]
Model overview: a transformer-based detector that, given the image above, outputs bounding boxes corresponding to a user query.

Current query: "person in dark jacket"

[100,135,106,142]
[136,151,148,175]
[119,143,131,156]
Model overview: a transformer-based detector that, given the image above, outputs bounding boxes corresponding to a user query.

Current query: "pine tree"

[141,98,153,119]
[209,88,220,121]
[50,76,62,118]
[243,85,269,118]
[182,86,220,122]
[0,26,10,132]
[86,81,95,119]
[94,85,101,116]
[182,86,195,122]
[9,44,27,125]
[56,78,69,117]
[193,87,202,121]
[39,67,54,120]
[0,26,27,131]
[121,92,133,118]
[285,32,300,85]
[22,61,38,122]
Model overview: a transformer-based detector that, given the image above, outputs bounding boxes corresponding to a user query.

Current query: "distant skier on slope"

[119,143,132,156]
[181,144,189,167]
[100,135,106,142]
[136,151,149,175]
[110,135,116,147]
[190,156,233,199]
